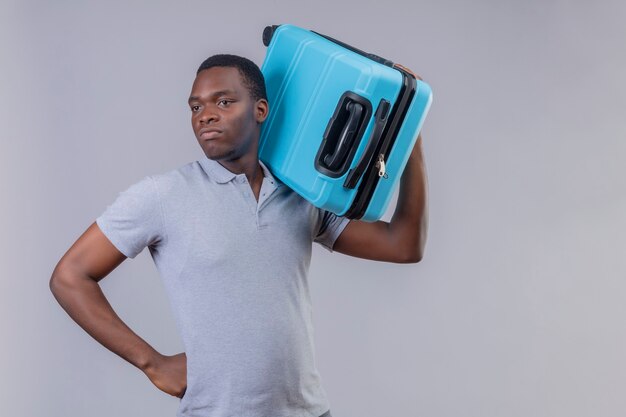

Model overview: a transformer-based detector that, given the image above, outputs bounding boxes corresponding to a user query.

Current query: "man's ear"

[255,99,269,123]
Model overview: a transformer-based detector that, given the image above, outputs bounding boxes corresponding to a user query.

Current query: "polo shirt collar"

[199,155,282,186]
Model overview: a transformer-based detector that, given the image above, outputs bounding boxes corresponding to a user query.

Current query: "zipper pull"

[376,154,389,179]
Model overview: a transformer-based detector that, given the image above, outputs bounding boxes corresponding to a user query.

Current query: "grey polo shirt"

[96,156,350,417]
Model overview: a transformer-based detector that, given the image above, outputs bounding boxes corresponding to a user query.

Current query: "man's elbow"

[389,227,427,263]
[395,246,424,264]
[49,265,68,298]
[401,252,423,264]
[49,262,81,298]
[409,250,424,263]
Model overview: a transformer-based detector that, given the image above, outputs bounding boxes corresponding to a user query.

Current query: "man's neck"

[218,156,264,185]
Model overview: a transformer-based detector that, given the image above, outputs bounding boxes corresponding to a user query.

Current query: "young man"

[49,54,428,417]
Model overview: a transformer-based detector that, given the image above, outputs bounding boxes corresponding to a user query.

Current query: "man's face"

[188,66,268,162]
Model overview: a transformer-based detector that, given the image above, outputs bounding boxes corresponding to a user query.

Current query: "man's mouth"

[198,128,223,140]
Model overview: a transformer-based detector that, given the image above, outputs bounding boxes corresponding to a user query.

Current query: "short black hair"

[196,54,267,102]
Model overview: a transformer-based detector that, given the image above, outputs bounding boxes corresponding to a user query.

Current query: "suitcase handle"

[323,101,363,171]
[343,99,391,189]
[316,92,371,177]
[263,25,280,46]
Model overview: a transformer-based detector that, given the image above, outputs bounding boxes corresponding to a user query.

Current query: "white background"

[1,1,625,416]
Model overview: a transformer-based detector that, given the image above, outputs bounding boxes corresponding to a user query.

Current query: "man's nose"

[200,106,219,124]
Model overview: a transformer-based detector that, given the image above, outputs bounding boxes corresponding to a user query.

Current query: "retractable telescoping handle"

[263,25,280,46]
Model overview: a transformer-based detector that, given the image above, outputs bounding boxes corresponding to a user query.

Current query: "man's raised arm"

[332,133,428,263]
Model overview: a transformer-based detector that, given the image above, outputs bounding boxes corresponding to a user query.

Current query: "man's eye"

[217,99,231,107]
[191,105,200,112]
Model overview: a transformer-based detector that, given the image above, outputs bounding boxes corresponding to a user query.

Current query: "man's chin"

[202,148,238,162]
[199,141,256,163]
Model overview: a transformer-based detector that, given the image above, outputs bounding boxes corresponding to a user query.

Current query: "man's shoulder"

[147,160,206,197]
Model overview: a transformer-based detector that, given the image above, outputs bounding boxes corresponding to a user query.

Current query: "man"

[49,54,428,417]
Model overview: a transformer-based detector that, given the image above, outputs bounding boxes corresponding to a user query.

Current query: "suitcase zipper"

[375,154,388,179]
[345,67,417,219]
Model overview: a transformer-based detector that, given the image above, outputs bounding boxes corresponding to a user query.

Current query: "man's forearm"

[388,134,428,260]
[49,270,160,371]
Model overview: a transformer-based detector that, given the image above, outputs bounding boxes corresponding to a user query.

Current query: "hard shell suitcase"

[259,24,432,221]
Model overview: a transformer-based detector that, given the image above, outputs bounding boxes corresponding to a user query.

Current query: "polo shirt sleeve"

[313,208,350,253]
[95,176,165,259]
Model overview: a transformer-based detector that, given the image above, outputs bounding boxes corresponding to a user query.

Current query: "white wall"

[2,1,625,416]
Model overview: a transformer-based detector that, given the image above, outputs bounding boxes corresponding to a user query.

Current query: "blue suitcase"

[259,24,432,221]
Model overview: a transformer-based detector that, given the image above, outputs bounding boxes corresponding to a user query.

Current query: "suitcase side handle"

[315,92,372,178]
[343,99,391,189]
[323,101,363,171]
